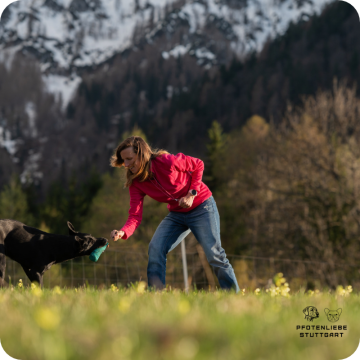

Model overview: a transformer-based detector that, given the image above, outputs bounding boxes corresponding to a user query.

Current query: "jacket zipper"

[150,175,179,202]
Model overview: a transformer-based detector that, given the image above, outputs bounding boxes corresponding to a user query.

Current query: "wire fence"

[4,243,360,291]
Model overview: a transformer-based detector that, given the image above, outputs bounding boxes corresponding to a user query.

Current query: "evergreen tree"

[0,175,35,225]
[41,170,102,234]
[204,121,227,193]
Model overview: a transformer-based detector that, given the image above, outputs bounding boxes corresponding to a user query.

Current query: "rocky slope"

[1,0,332,106]
[0,0,341,192]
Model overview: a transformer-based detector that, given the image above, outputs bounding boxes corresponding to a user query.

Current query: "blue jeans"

[147,196,240,292]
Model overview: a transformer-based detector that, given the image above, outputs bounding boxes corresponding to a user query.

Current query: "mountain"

[1,0,358,198]
[1,0,332,106]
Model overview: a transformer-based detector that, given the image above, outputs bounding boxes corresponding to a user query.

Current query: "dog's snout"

[100,238,108,246]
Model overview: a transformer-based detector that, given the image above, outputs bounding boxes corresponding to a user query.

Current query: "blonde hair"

[110,136,169,187]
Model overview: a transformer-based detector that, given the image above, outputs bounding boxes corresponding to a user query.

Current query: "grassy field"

[0,277,359,360]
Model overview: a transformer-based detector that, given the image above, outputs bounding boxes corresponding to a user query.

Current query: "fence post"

[181,239,189,293]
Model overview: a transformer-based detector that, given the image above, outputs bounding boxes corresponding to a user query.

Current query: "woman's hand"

[179,193,195,209]
[111,230,125,241]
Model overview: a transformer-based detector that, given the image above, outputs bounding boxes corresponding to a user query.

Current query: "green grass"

[0,282,359,360]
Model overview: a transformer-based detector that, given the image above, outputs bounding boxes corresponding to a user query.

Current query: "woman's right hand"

[111,230,125,241]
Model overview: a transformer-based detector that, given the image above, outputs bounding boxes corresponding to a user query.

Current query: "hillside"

[0,0,357,197]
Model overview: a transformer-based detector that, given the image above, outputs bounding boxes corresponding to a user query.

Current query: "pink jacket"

[120,153,212,239]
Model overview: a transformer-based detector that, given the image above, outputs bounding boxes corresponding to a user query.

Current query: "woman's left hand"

[179,193,195,208]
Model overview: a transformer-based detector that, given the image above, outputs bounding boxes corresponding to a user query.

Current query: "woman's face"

[120,147,140,173]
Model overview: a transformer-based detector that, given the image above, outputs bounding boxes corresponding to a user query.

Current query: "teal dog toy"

[89,243,108,262]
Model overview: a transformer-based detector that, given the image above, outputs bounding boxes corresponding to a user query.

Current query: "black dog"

[0,219,108,288]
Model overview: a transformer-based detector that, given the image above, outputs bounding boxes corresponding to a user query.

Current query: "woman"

[110,136,239,292]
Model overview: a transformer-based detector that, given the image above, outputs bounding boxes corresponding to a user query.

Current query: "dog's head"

[67,222,108,255]
[303,306,319,321]
[324,308,342,322]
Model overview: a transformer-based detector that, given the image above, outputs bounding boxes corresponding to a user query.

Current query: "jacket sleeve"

[120,184,146,239]
[170,153,205,192]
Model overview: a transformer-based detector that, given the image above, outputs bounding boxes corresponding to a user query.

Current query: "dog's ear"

[68,221,78,236]
[303,307,309,316]
[337,308,342,316]
[324,308,330,316]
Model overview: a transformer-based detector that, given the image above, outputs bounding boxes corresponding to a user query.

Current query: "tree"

[0,175,35,225]
[41,170,102,234]
[250,81,360,286]
[208,115,268,255]
[120,124,147,142]
[211,82,360,287]
[204,120,227,193]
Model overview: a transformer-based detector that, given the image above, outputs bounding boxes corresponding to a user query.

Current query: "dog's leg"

[21,266,43,288]
[0,245,7,288]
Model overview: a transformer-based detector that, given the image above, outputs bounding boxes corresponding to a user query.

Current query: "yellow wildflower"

[34,307,60,330]
[17,279,23,289]
[137,281,146,294]
[111,284,119,292]
[31,283,42,297]
[52,286,62,295]
[119,298,131,313]
[336,285,353,297]
[178,299,190,314]
[267,283,290,297]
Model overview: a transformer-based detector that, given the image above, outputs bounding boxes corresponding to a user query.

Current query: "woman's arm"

[111,184,146,241]
[168,153,205,209]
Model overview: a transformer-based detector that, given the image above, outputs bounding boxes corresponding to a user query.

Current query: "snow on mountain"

[1,0,176,71]
[0,0,333,107]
